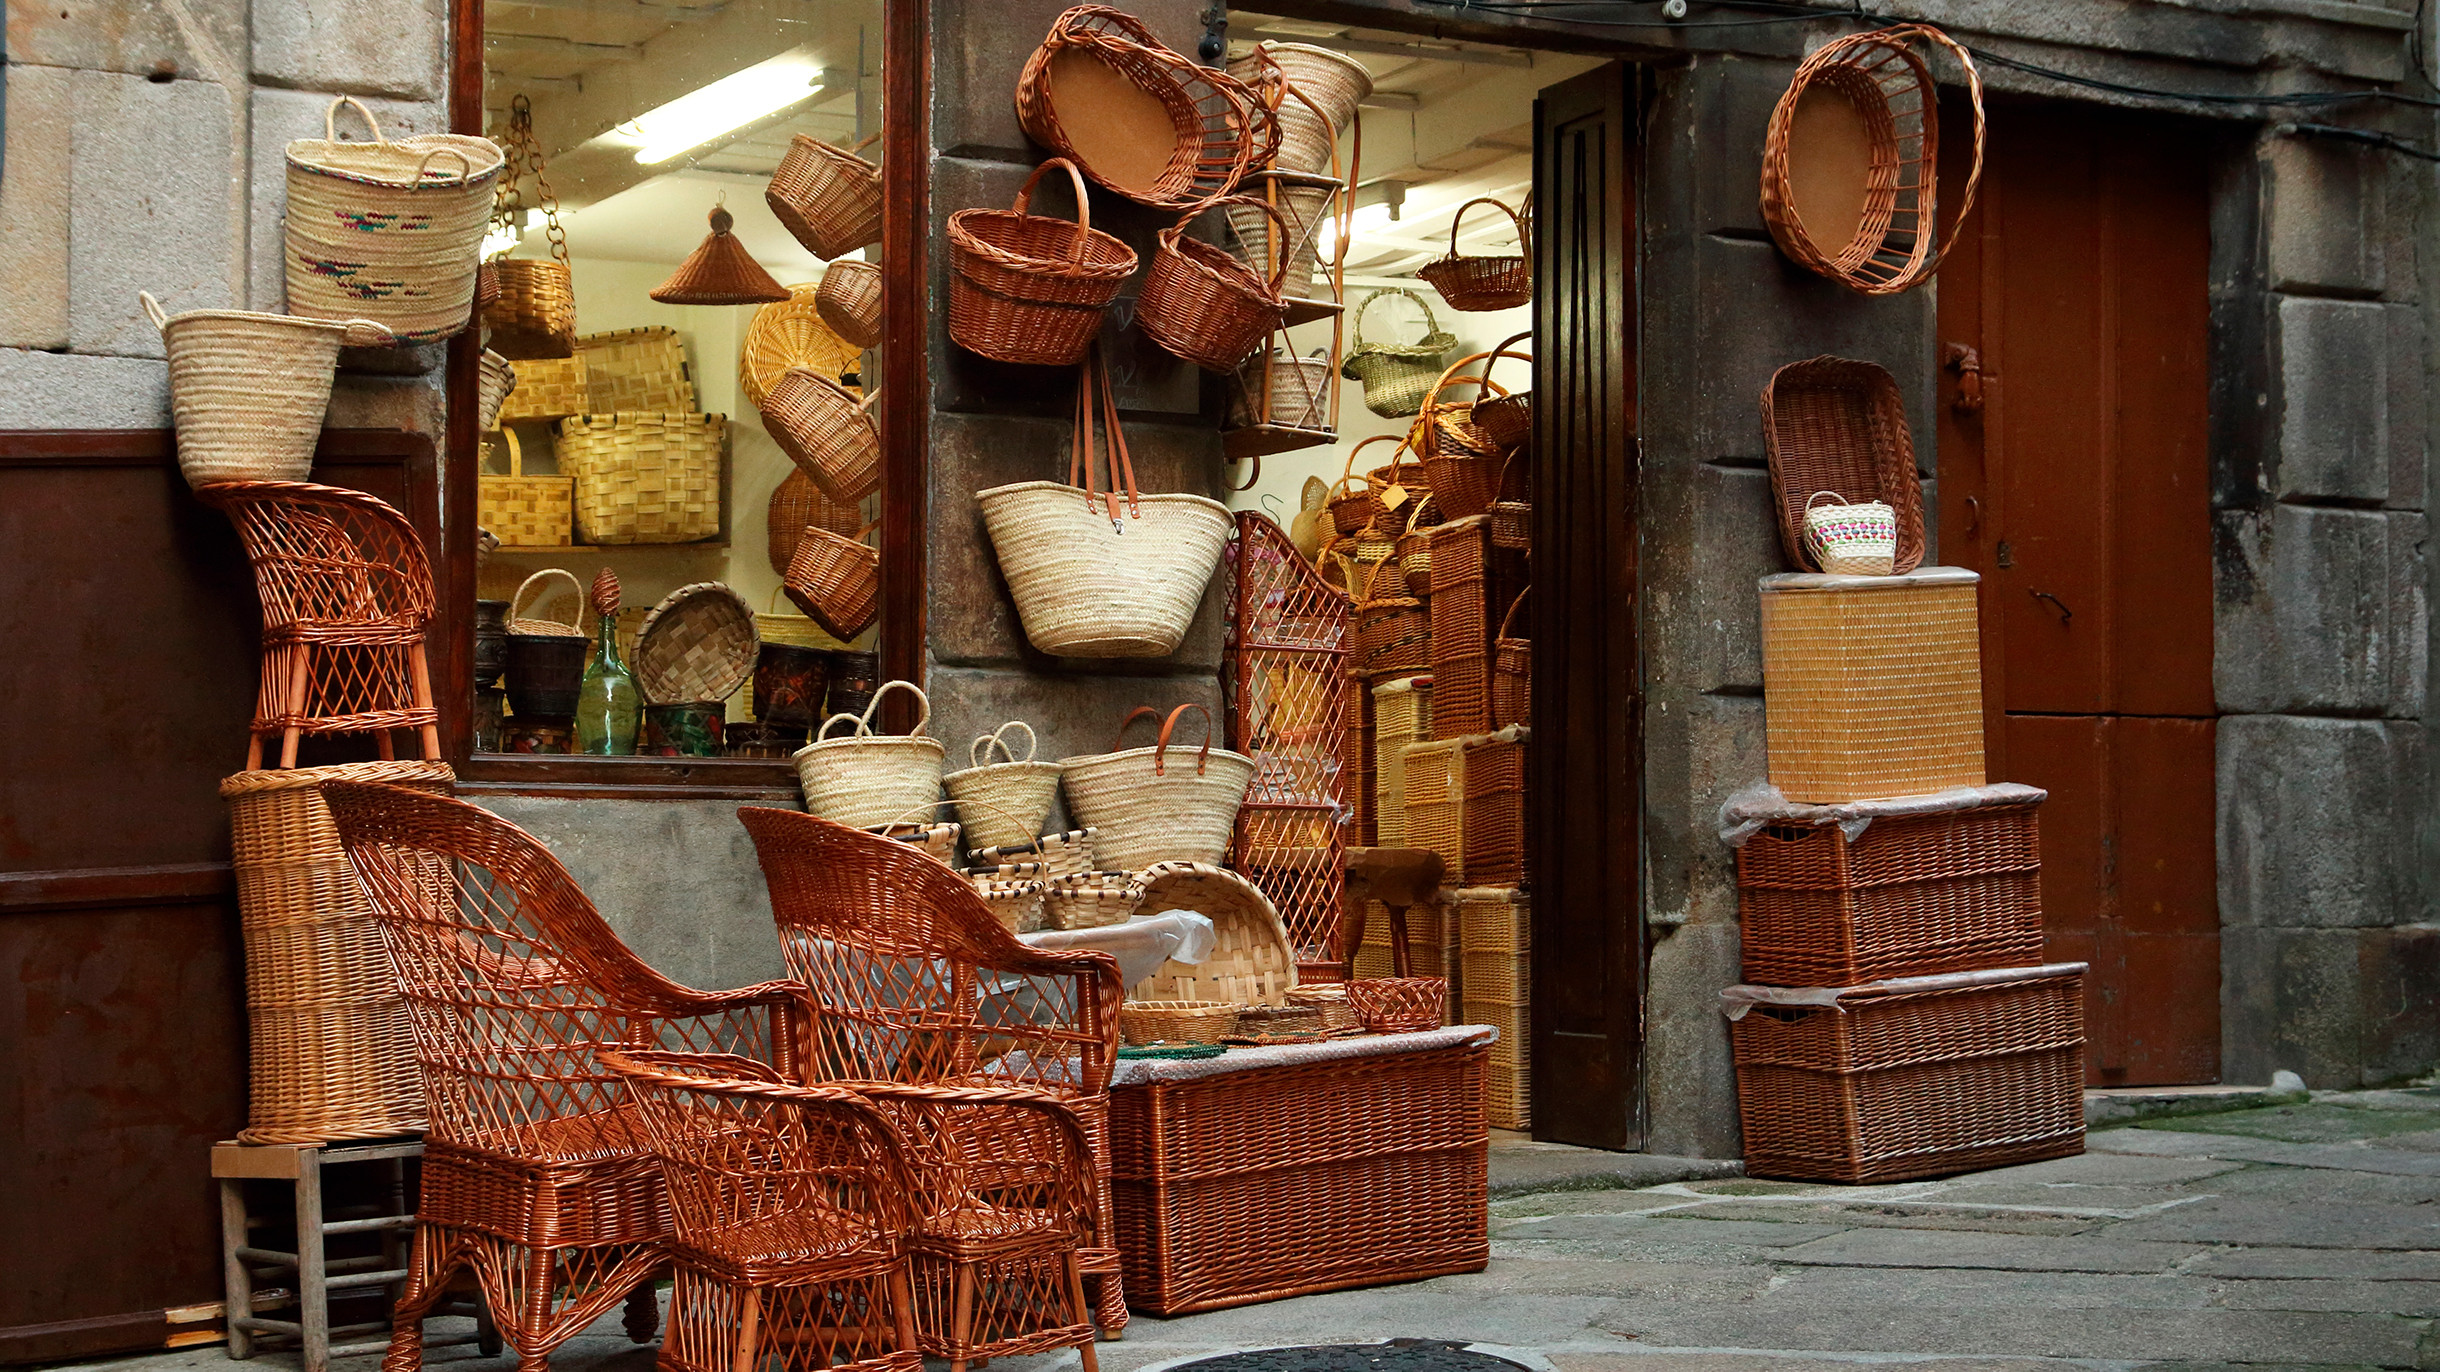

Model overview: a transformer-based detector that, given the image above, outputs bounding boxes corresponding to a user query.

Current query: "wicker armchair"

[323,781,806,1372]
[599,1049,923,1372]
[738,807,1121,1364]
[196,480,442,770]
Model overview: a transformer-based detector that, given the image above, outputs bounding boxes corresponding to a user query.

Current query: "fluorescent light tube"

[630,54,825,165]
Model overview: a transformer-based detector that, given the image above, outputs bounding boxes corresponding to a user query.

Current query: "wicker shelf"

[1223,422,1338,462]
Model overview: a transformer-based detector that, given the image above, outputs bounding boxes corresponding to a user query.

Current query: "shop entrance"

[1935,100,2221,1086]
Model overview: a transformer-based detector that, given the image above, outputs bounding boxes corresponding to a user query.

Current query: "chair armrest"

[631,979,811,1078]
[842,1079,1100,1222]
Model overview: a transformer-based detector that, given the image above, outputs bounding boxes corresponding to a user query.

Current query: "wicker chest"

[1759,566,1985,801]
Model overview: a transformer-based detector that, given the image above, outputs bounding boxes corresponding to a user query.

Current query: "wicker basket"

[815,258,885,350]
[973,827,1098,880]
[1728,964,2086,1182]
[1346,977,1448,1034]
[1425,515,1495,739]
[780,519,879,641]
[762,367,880,503]
[486,257,577,361]
[581,326,696,413]
[767,133,883,260]
[554,412,724,544]
[1120,1000,1239,1046]
[1060,704,1256,870]
[793,680,945,828]
[1131,861,1299,1006]
[865,806,962,869]
[1416,359,1512,520]
[765,469,863,576]
[740,283,864,411]
[283,97,501,343]
[495,348,586,423]
[1372,675,1433,847]
[478,429,572,549]
[1226,170,1342,301]
[222,759,453,1144]
[1230,41,1371,177]
[943,722,1062,850]
[1355,565,1430,677]
[1284,983,1359,1032]
[971,875,1049,935]
[1045,869,1149,930]
[1468,333,1534,452]
[1228,352,1333,431]
[506,567,585,637]
[1402,737,1466,885]
[1760,25,1983,295]
[477,349,517,432]
[1341,288,1455,419]
[633,581,756,706]
[1138,195,1289,373]
[1491,589,1529,729]
[1418,198,1533,312]
[1324,434,1400,537]
[1762,356,1927,575]
[1456,884,1530,1122]
[1760,567,1984,802]
[1019,6,1277,211]
[143,292,391,487]
[947,157,1138,367]
[1460,726,1529,888]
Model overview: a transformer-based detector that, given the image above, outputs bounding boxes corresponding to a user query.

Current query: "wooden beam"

[877,0,928,719]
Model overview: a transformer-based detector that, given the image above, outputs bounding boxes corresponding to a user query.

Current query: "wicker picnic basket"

[477,350,517,432]
[943,721,1061,850]
[483,96,577,358]
[1342,288,1455,419]
[505,568,585,637]
[781,518,880,641]
[1130,860,1299,1006]
[762,367,880,503]
[814,259,884,350]
[1120,1000,1239,1045]
[554,412,724,544]
[142,292,392,487]
[633,582,756,706]
[768,133,883,260]
[1061,703,1256,870]
[1760,24,1983,296]
[1230,41,1371,178]
[1469,332,1534,452]
[1045,869,1148,930]
[1137,195,1290,373]
[1415,358,1514,519]
[1492,589,1530,729]
[1418,197,1533,312]
[947,158,1138,367]
[495,350,587,424]
[1761,356,1926,574]
[740,284,864,410]
[223,759,454,1144]
[283,97,500,343]
[793,680,944,828]
[765,469,863,576]
[1018,6,1277,211]
[580,326,696,412]
[478,430,571,549]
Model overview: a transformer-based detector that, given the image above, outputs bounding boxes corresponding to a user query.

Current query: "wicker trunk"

[1758,566,1985,802]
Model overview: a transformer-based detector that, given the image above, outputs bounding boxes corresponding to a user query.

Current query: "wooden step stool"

[213,1139,494,1372]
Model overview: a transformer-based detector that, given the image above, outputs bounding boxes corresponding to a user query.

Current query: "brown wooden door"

[1936,101,2220,1085]
[1530,63,1644,1147]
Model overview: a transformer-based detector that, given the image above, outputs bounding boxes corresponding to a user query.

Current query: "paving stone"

[1775,1227,2201,1274]
[2104,1193,2440,1250]
[1941,1150,2247,1187]
[2185,1245,2440,1281]
[2139,1100,2440,1144]
[1655,1199,2099,1237]
[1556,1358,2054,1372]
[252,0,447,99]
[1488,1148,1741,1199]
[1430,1256,1774,1301]
[1611,1300,2423,1366]
[69,69,238,356]
[1504,1215,1850,1247]
[2203,1159,2440,1205]
[1765,1264,2217,1310]
[2092,1125,2440,1176]
[0,63,73,349]
[2209,1277,2440,1316]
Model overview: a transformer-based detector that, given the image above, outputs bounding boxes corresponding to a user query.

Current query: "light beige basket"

[1044,870,1148,931]
[977,481,1231,658]
[792,680,945,828]
[479,428,572,549]
[1372,675,1433,846]
[1131,860,1299,1006]
[740,284,863,411]
[1060,704,1256,870]
[495,350,587,423]
[581,326,696,413]
[1402,736,1467,885]
[554,412,724,544]
[478,349,517,432]
[1226,170,1341,302]
[942,721,1061,850]
[1285,983,1359,1032]
[283,97,502,343]
[143,291,392,487]
[815,258,884,350]
[506,567,585,637]
[971,875,1048,935]
[1230,42,1372,177]
[972,827,1096,879]
[1228,353,1333,430]
[1120,1000,1239,1045]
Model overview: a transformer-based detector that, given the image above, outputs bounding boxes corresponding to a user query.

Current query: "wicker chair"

[598,1048,924,1372]
[196,481,441,769]
[322,781,807,1372]
[738,807,1119,1367]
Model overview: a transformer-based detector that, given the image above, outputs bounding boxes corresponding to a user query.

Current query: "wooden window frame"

[440,0,929,799]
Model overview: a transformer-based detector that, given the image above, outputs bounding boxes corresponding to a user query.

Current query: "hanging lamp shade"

[651,205,792,305]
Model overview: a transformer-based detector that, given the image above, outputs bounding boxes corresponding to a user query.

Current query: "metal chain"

[502,94,569,265]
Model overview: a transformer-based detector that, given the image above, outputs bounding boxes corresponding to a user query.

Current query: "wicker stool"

[196,481,441,770]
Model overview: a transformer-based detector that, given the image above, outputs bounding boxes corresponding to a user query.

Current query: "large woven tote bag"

[976,347,1230,658]
[1060,703,1255,870]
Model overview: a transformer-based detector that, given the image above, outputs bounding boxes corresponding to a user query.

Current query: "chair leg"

[245,732,265,772]
[279,649,311,769]
[379,1225,459,1372]
[947,1263,974,1372]
[887,1265,919,1357]
[1065,1253,1099,1372]
[730,1286,760,1372]
[409,640,442,762]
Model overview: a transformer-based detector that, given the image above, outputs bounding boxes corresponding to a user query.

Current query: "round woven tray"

[740,284,864,411]
[634,582,757,705]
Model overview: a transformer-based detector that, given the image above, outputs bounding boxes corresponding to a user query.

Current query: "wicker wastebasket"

[1759,566,1985,802]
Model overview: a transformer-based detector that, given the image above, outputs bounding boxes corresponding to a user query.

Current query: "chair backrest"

[199,480,435,633]
[323,780,711,1158]
[739,806,1110,1093]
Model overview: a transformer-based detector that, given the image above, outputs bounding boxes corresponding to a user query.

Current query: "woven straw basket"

[222,759,453,1144]
[972,827,1097,879]
[1018,6,1277,212]
[762,368,880,503]
[478,429,572,549]
[979,481,1229,657]
[943,721,1061,850]
[1226,170,1341,302]
[766,470,862,576]
[781,518,880,641]
[485,258,576,360]
[815,259,884,350]
[506,567,585,636]
[1060,703,1256,870]
[1341,288,1456,419]
[1130,861,1299,1006]
[284,97,502,343]
[635,582,757,705]
[1417,197,1533,312]
[554,412,725,544]
[477,349,517,431]
[971,875,1049,935]
[793,680,944,827]
[1044,869,1148,931]
[144,292,392,487]
[1120,1000,1238,1045]
[947,157,1137,368]
[1230,41,1371,177]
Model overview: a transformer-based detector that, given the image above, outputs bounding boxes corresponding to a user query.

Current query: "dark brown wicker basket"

[1015,5,1277,212]
[946,157,1137,367]
[766,133,883,260]
[1417,198,1532,312]
[1136,195,1289,373]
[1491,589,1529,729]
[1760,355,1926,574]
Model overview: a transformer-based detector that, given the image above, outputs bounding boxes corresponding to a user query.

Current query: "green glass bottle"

[576,569,640,755]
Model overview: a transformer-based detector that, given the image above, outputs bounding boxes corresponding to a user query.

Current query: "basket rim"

[286,132,505,187]
[221,759,456,797]
[634,581,759,704]
[975,478,1229,516]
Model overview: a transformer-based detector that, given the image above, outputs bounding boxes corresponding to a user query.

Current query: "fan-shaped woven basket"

[633,582,757,705]
[741,284,864,411]
[1229,40,1370,177]
[1130,861,1299,1006]
[1760,23,1983,295]
[1018,5,1277,211]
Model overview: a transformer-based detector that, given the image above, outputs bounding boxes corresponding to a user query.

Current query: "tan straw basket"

[477,349,517,431]
[1044,869,1148,931]
[767,133,883,260]
[1285,983,1359,1032]
[814,258,885,349]
[1120,1000,1239,1046]
[943,721,1062,850]
[634,581,757,705]
[792,680,945,827]
[580,326,696,413]
[740,283,864,411]
[1226,170,1341,301]
[972,827,1097,879]
[1060,703,1256,870]
[505,567,585,637]
[971,875,1049,935]
[1417,197,1533,312]
[486,257,577,360]
[1131,861,1298,1006]
[761,368,880,503]
[1228,352,1333,430]
[283,97,501,343]
[145,291,394,487]
[495,348,586,423]
[947,157,1137,367]
[1019,6,1278,211]
[478,429,572,549]
[554,412,724,544]
[781,518,880,641]
[1230,41,1371,177]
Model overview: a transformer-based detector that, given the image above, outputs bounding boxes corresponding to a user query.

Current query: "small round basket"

[634,582,757,706]
[1346,976,1447,1034]
[943,721,1062,850]
[1119,999,1239,1046]
[1044,869,1148,931]
[740,284,864,412]
[506,568,586,637]
[767,133,883,261]
[864,809,962,869]
[815,259,885,350]
[971,875,1049,935]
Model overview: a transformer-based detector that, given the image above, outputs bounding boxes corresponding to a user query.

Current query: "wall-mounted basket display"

[1760,355,1926,575]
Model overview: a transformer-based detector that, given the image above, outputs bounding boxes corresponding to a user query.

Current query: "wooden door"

[1530,64,1643,1147]
[1936,102,2220,1085]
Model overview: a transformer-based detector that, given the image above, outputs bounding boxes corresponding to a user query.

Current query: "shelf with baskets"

[1220,166,1354,466]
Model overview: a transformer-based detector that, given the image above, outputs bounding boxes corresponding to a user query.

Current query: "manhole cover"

[1168,1341,1534,1372]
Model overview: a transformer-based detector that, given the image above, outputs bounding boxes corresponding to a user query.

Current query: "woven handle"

[1891,24,1985,276]
[493,426,526,478]
[1336,432,1402,489]
[509,567,583,627]
[323,95,390,148]
[1012,157,1097,272]
[1402,491,1440,537]
[1498,585,1529,640]
[1482,330,1534,386]
[856,679,931,739]
[971,720,1040,767]
[1443,197,1525,259]
[139,291,169,332]
[1353,287,1439,352]
[410,145,476,186]
[1171,194,1293,296]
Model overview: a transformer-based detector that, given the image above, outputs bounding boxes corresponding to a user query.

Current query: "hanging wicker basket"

[766,469,864,576]
[1226,170,1342,302]
[793,680,944,828]
[814,258,885,350]
[1018,6,1277,211]
[767,133,884,261]
[740,284,864,411]
[1492,588,1530,729]
[782,518,880,641]
[946,157,1138,367]
[943,721,1062,850]
[1136,194,1290,373]
[1229,41,1371,178]
[283,97,502,343]
[483,95,577,358]
[761,368,880,504]
[652,204,791,306]
[1760,356,1926,574]
[1341,288,1455,419]
[634,582,757,706]
[1414,357,1514,519]
[1059,703,1256,870]
[554,412,725,544]
[1759,24,1983,295]
[143,292,392,488]
[1417,197,1533,312]
[1469,331,1535,453]
[1227,351,1333,430]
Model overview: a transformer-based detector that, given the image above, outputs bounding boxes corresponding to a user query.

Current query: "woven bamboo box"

[580,326,697,413]
[1460,727,1528,886]
[1373,675,1433,845]
[495,351,588,423]
[1759,567,1985,802]
[1728,964,2088,1183]
[1456,887,1529,1128]
[1401,737,1467,884]
[1109,1040,1490,1315]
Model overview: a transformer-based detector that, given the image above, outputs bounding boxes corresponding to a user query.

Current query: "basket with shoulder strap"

[1417,197,1533,312]
[481,95,577,359]
[478,428,572,549]
[1059,703,1257,870]
[767,132,883,260]
[284,96,501,344]
[792,680,945,828]
[1340,288,1455,419]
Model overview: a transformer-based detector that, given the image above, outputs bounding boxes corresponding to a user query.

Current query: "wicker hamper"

[554,412,725,544]
[1760,566,1984,802]
[1371,675,1432,845]
[1456,886,1531,1130]
[1426,515,1496,738]
[1459,726,1528,888]
[1725,963,2088,1183]
[1401,737,1467,886]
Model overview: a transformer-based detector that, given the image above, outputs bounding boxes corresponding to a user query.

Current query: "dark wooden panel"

[1530,63,1642,1150]
[878,0,930,729]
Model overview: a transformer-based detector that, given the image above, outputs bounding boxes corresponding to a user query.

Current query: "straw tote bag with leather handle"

[976,347,1231,658]
[1059,703,1256,870]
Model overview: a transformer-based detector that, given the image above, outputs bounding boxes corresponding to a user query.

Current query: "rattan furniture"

[321,782,807,1372]
[197,482,442,770]
[739,807,1127,1352]
[599,1049,923,1372]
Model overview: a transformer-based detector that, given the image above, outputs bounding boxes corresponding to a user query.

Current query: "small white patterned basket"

[1801,491,1898,576]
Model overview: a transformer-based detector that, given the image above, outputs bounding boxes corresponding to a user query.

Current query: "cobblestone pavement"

[71,1089,2440,1372]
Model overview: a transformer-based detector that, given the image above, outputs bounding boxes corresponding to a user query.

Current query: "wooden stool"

[213,1139,494,1372]
[1343,846,1446,975]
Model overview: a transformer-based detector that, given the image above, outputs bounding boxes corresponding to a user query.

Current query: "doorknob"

[1944,343,1986,413]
